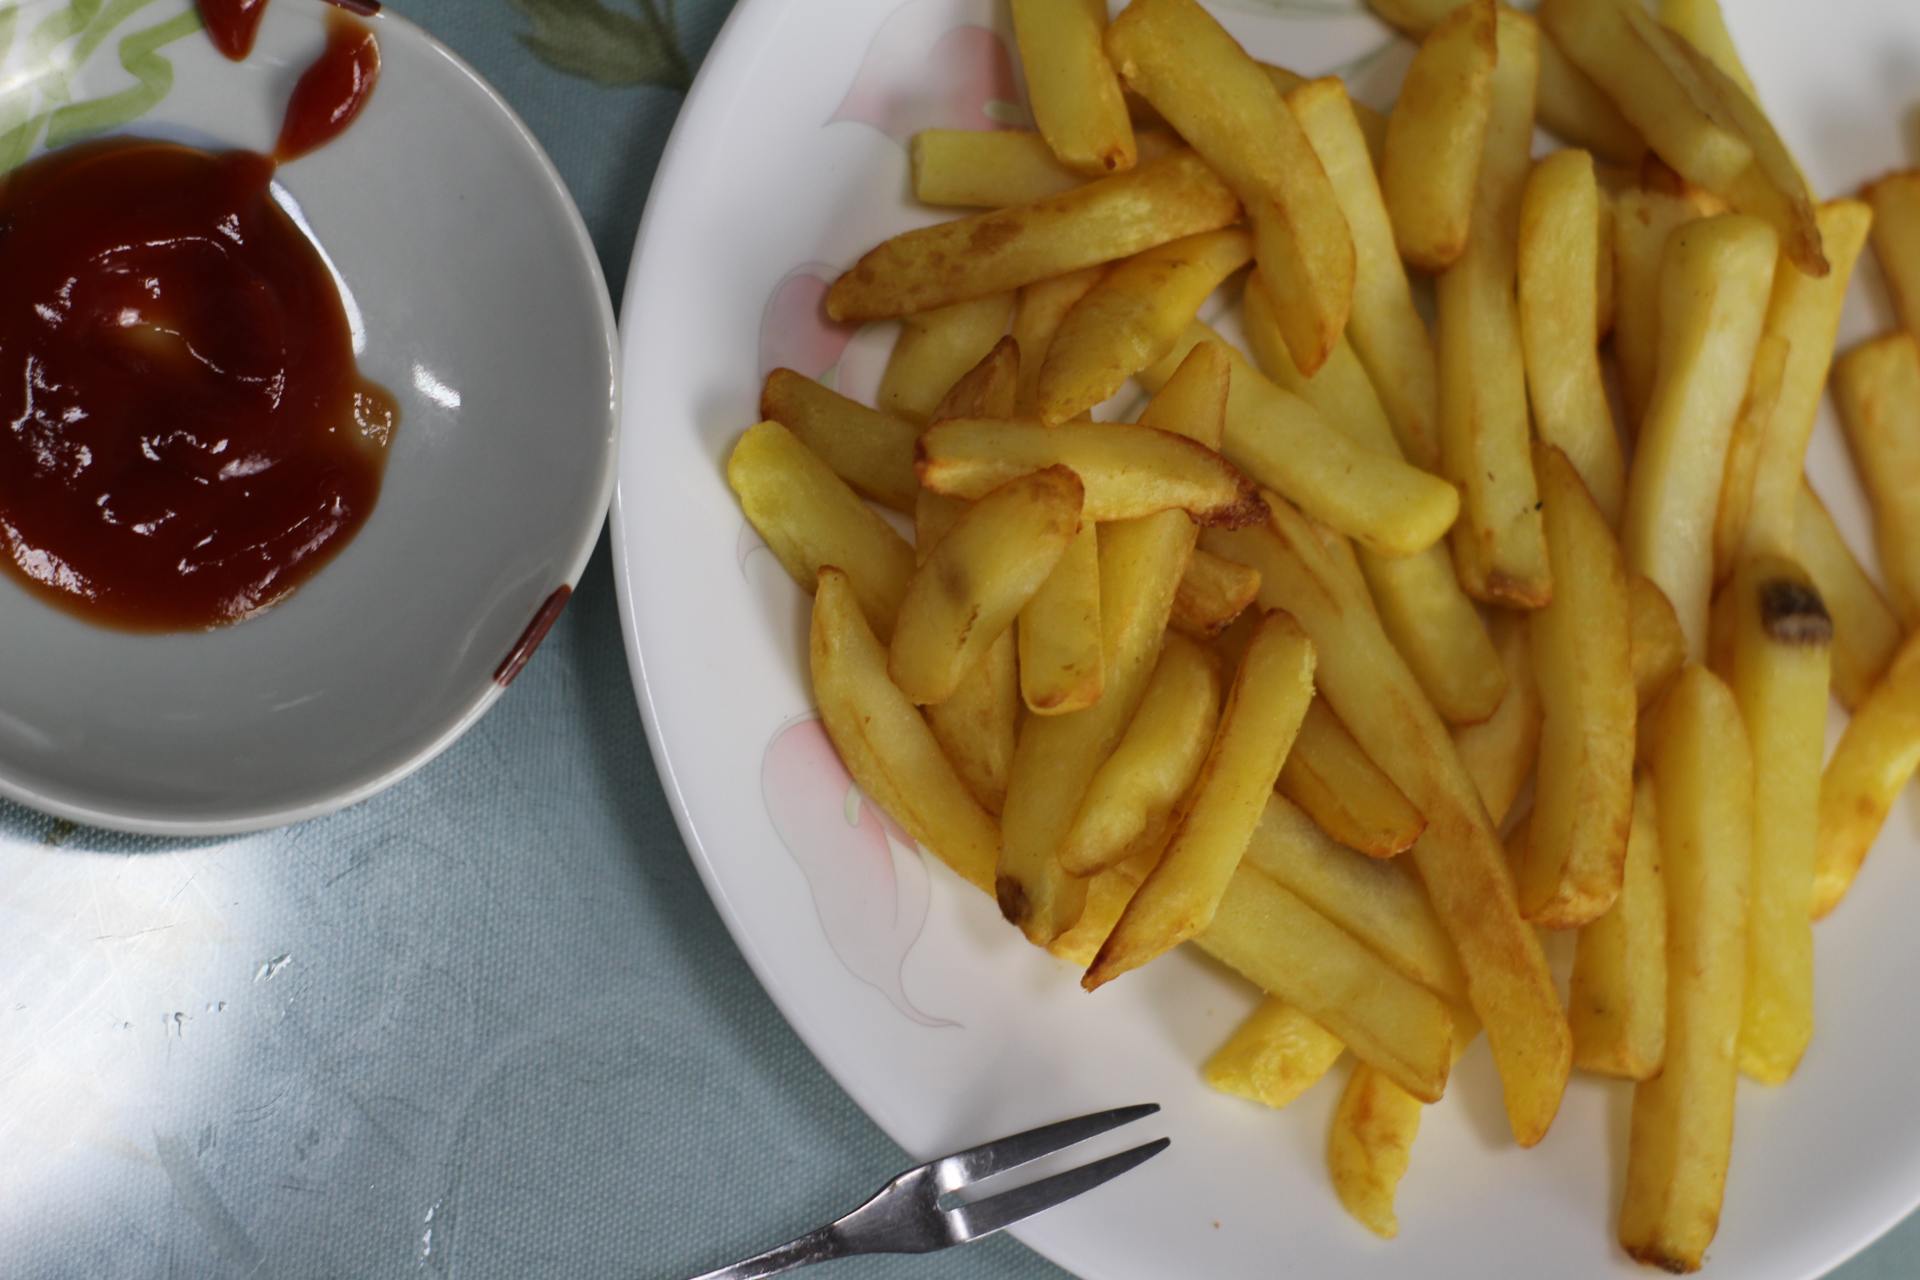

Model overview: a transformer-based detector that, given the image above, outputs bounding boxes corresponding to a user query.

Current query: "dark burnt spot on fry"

[968,217,1020,255]
[1759,578,1833,646]
[995,875,1029,927]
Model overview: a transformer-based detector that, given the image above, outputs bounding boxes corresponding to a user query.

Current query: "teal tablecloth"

[0,2,1914,1277]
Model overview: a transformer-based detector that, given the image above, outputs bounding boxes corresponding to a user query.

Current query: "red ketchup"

[277,13,383,161]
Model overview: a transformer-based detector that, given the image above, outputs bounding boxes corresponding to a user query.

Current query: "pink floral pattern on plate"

[827,0,1023,142]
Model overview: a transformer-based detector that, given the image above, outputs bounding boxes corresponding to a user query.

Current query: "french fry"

[1205,999,1346,1110]
[1240,276,1504,724]
[1833,333,1920,628]
[1381,0,1497,272]
[1619,664,1753,1274]
[827,150,1241,322]
[1106,0,1355,375]
[811,567,999,894]
[1010,0,1135,176]
[1656,0,1759,102]
[762,369,920,513]
[728,421,914,639]
[1712,331,1790,583]
[1143,325,1462,558]
[889,467,1083,705]
[1326,1013,1480,1241]
[1172,548,1260,640]
[1020,521,1104,715]
[1814,632,1920,919]
[1518,150,1626,524]
[1059,634,1222,875]
[1569,771,1667,1079]
[1206,498,1571,1146]
[918,418,1264,526]
[1621,214,1779,659]
[1863,171,1920,342]
[1266,65,1389,167]
[1280,700,1428,859]
[1629,572,1688,711]
[1047,855,1148,969]
[1520,445,1635,929]
[1612,186,1706,428]
[1034,229,1253,422]
[1284,75,1441,471]
[1242,794,1467,1001]
[876,293,1012,424]
[1197,864,1454,1103]
[1720,556,1830,1085]
[1596,190,1617,337]
[995,346,1225,944]
[929,335,1019,423]
[1011,266,1106,415]
[1087,609,1316,986]
[1734,201,1874,559]
[1451,612,1543,830]
[1437,9,1550,608]
[1796,481,1901,710]
[911,130,1184,210]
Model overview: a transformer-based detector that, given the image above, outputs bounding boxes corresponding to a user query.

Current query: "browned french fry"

[1814,632,1920,919]
[876,294,1012,424]
[1019,521,1104,716]
[1087,609,1316,986]
[1281,700,1428,859]
[1011,0,1135,176]
[729,420,914,639]
[1451,611,1543,831]
[1611,186,1707,429]
[1106,0,1354,375]
[827,150,1241,322]
[762,369,919,513]
[1796,481,1901,710]
[1569,770,1667,1079]
[1382,0,1497,272]
[1205,999,1346,1109]
[1833,333,1920,628]
[1172,548,1261,640]
[929,335,1019,424]
[1011,266,1106,415]
[1712,331,1790,583]
[1596,189,1617,337]
[1864,170,1920,342]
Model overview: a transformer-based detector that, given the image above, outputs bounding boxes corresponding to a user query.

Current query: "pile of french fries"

[727,0,1920,1269]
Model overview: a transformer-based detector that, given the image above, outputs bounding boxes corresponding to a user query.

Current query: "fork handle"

[685,1225,849,1280]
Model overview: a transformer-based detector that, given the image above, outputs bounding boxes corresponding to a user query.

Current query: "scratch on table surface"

[93,923,177,942]
[154,1129,269,1277]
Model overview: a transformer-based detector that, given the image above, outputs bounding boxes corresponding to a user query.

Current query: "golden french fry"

[1834,333,1920,628]
[1205,999,1346,1110]
[1621,214,1779,659]
[1518,149,1626,524]
[1010,0,1135,176]
[1011,266,1106,415]
[1797,481,1901,710]
[1284,75,1440,471]
[1087,609,1316,986]
[910,130,1184,210]
[1266,65,1389,167]
[1620,664,1753,1274]
[1864,171,1920,343]
[1596,190,1617,337]
[1206,498,1571,1146]
[1172,547,1261,640]
[1020,521,1104,716]
[1106,0,1354,375]
[1059,634,1221,875]
[1521,445,1635,929]
[1735,201,1874,558]
[1719,556,1830,1084]
[1629,572,1688,711]
[729,420,914,639]
[1034,229,1253,422]
[811,567,999,894]
[1569,770,1667,1079]
[1326,1013,1480,1241]
[917,418,1265,527]
[1437,9,1549,607]
[1712,331,1790,583]
[1450,613,1542,830]
[995,346,1225,944]
[1612,187,1706,428]
[1143,325,1463,559]
[1382,0,1497,272]
[1242,794,1466,1001]
[761,369,919,514]
[1280,700,1428,859]
[827,150,1241,322]
[890,467,1083,705]
[1048,843,1161,967]
[930,335,1019,423]
[1198,864,1454,1103]
[1814,632,1920,919]
[1240,277,1505,723]
[876,294,1012,424]
[1657,0,1758,99]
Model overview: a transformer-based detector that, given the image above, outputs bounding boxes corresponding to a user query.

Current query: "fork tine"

[948,1137,1171,1242]
[937,1103,1160,1186]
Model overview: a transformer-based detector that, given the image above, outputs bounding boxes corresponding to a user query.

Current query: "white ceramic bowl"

[0,0,617,833]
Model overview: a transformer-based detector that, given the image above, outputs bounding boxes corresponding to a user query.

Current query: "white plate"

[614,2,1920,1275]
[0,0,618,834]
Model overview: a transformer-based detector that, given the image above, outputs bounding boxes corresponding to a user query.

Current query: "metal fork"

[685,1103,1169,1279]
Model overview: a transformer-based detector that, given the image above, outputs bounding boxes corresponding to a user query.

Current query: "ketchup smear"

[199,0,381,60]
[277,13,382,161]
